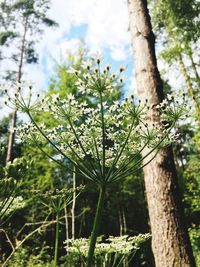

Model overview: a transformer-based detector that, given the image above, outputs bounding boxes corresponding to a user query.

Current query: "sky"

[24,0,134,95]
[0,0,185,107]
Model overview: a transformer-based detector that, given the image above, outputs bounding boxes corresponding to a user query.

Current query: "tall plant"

[5,58,189,266]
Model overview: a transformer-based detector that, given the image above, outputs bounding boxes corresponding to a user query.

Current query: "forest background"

[0,0,199,266]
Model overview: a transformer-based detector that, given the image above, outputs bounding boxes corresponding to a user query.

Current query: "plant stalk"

[86,185,106,267]
[54,213,59,267]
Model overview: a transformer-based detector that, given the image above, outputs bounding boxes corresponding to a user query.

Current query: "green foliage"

[6,246,51,267]
[0,31,17,45]
[184,154,200,213]
[150,0,200,116]
[151,0,200,42]
[189,226,200,266]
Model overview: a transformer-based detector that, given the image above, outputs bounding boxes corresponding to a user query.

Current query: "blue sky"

[0,0,136,117]
[39,23,133,95]
[1,0,185,107]
[22,0,134,94]
[22,0,184,96]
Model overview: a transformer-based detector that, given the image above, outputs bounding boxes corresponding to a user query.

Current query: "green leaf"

[0,31,17,45]
[41,17,58,27]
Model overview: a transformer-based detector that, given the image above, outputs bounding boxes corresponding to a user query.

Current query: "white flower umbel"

[64,233,151,266]
[7,59,189,266]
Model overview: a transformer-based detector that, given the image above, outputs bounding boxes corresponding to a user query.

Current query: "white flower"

[67,67,77,74]
[9,58,188,185]
[81,60,92,70]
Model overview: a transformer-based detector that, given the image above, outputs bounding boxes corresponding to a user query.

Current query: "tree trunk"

[6,17,28,163]
[188,48,200,88]
[64,206,69,242]
[127,1,196,266]
[6,110,17,163]
[178,53,200,121]
[122,205,127,235]
[118,207,123,236]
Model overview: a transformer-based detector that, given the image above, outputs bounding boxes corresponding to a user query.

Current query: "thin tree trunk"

[127,1,196,267]
[71,166,76,239]
[64,206,69,242]
[118,206,123,236]
[188,48,200,88]
[178,53,200,120]
[118,194,123,236]
[6,110,17,163]
[122,206,127,235]
[6,16,28,163]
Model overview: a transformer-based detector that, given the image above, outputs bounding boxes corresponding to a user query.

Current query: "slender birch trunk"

[188,49,200,88]
[178,53,200,120]
[122,206,127,235]
[6,16,28,163]
[127,0,196,266]
[118,207,123,236]
[64,206,69,246]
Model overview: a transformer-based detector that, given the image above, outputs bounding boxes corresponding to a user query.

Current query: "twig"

[0,229,15,251]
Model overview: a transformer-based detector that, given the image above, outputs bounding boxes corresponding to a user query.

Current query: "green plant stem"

[99,91,106,176]
[54,213,59,267]
[86,185,106,267]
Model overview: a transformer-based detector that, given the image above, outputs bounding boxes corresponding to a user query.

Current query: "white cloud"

[27,0,132,90]
[0,0,132,93]
[24,63,47,90]
[60,39,83,56]
[66,0,131,56]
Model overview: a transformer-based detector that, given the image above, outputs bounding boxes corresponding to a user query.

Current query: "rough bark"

[127,0,196,266]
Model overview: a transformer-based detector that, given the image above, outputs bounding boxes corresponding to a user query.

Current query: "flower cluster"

[5,58,189,185]
[4,82,42,113]
[69,58,124,96]
[157,92,189,123]
[33,186,84,214]
[63,233,151,265]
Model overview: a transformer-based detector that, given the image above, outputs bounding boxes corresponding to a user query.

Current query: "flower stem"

[54,213,59,267]
[86,185,106,267]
